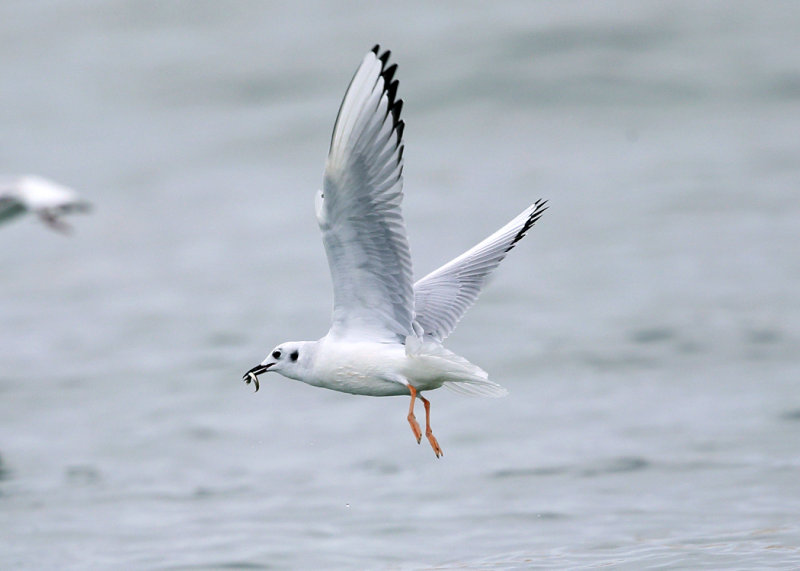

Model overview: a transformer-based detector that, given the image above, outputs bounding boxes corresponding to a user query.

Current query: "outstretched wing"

[413,200,548,341]
[318,46,413,343]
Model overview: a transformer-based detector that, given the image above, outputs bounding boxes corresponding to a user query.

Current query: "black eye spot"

[290,350,299,362]
[272,350,281,360]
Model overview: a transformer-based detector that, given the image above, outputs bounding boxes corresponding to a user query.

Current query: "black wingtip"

[372,50,405,148]
[505,199,549,253]
[376,49,403,134]
[386,79,399,107]
[382,63,398,85]
[392,99,404,124]
[340,46,405,152]
[395,119,405,145]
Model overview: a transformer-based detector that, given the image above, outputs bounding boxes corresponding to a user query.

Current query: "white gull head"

[244,341,317,390]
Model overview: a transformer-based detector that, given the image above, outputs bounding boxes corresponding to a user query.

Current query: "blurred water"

[2,1,800,568]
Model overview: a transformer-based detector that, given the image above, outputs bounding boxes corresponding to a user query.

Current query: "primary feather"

[319,46,413,344]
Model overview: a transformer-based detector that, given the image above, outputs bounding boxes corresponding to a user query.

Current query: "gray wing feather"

[319,46,413,343]
[413,200,548,341]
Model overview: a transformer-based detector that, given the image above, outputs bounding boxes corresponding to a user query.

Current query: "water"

[2,1,799,568]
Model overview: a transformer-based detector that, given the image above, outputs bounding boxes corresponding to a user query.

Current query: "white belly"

[305,340,447,397]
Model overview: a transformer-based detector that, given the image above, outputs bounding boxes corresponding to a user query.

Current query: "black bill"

[242,363,270,392]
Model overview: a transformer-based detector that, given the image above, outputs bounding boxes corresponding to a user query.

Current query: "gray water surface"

[2,1,800,568]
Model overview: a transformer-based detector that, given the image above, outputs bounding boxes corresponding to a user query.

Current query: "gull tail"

[405,336,508,397]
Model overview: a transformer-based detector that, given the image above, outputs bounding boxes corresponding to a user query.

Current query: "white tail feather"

[443,379,508,397]
[405,335,508,398]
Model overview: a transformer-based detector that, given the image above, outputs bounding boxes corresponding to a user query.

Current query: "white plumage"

[244,46,547,457]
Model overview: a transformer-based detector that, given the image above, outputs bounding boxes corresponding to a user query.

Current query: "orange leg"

[407,385,422,444]
[419,394,443,458]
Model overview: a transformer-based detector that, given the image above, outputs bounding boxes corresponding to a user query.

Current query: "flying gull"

[244,46,547,457]
[0,175,90,233]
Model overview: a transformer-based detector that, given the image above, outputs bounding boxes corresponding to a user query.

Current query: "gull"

[243,46,547,457]
[0,175,91,233]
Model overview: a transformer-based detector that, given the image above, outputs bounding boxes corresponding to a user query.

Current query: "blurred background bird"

[0,175,91,233]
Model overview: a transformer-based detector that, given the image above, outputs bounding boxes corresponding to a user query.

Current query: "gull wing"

[413,200,548,341]
[318,46,413,343]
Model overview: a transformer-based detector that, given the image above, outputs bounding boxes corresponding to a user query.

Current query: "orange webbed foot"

[426,429,443,458]
[407,412,422,444]
[419,393,442,458]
